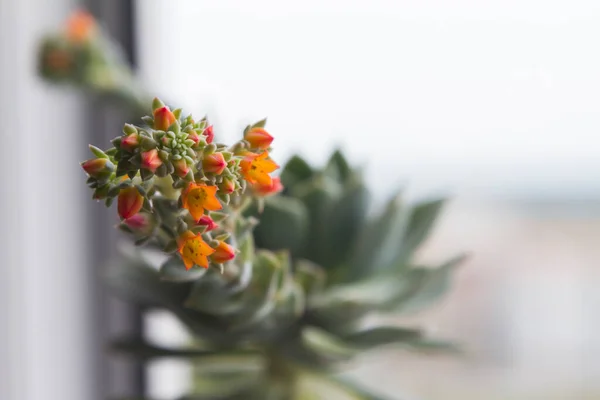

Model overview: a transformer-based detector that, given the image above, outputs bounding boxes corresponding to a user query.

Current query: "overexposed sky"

[137,0,600,200]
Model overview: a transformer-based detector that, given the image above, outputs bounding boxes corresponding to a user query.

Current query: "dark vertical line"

[85,0,145,398]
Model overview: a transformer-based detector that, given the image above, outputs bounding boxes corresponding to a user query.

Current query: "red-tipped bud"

[153,106,176,131]
[65,10,96,43]
[124,212,153,235]
[141,149,162,173]
[173,159,190,178]
[118,187,144,220]
[202,152,227,175]
[187,130,201,146]
[219,177,236,194]
[210,241,236,263]
[197,215,218,231]
[203,125,214,144]
[81,158,114,178]
[244,127,274,149]
[252,177,283,196]
[120,133,139,151]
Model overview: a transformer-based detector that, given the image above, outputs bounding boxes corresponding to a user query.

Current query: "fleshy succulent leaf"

[279,155,313,189]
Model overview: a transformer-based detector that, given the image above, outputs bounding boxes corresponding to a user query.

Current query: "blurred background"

[0,0,597,399]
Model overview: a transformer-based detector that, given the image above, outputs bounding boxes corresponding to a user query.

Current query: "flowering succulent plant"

[81,97,279,272]
[43,10,466,400]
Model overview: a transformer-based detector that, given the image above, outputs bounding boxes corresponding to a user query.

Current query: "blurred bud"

[202,152,226,175]
[141,149,162,173]
[81,158,114,178]
[153,106,176,131]
[118,186,144,220]
[244,127,273,149]
[120,133,139,151]
[123,212,153,235]
[186,130,201,146]
[252,177,284,197]
[173,159,190,178]
[210,241,236,263]
[65,10,96,43]
[203,125,214,144]
[219,177,236,194]
[197,215,218,232]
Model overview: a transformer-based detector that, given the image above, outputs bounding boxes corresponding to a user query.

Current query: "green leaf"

[295,372,395,400]
[321,180,370,269]
[160,255,207,282]
[323,149,352,183]
[388,254,466,314]
[280,155,313,189]
[294,260,326,297]
[252,196,309,255]
[346,194,405,281]
[340,326,422,350]
[251,118,267,129]
[110,337,214,360]
[395,198,446,266]
[292,176,343,264]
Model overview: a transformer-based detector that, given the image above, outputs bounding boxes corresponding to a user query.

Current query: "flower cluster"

[81,98,281,270]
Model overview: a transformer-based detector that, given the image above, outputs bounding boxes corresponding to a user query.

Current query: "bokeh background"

[0,0,596,399]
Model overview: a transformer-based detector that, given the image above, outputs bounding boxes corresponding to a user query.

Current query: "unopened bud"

[141,149,162,173]
[244,127,274,149]
[203,125,214,144]
[210,241,236,263]
[153,106,176,131]
[81,158,114,178]
[202,152,227,175]
[118,186,144,220]
[120,133,139,151]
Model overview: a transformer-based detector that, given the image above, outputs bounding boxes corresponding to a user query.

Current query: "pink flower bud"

[118,187,144,220]
[141,149,162,173]
[244,127,273,149]
[173,159,190,178]
[120,133,139,151]
[197,215,218,232]
[124,212,153,235]
[219,177,236,194]
[187,130,201,147]
[202,152,227,175]
[203,125,214,144]
[153,106,176,131]
[210,241,236,263]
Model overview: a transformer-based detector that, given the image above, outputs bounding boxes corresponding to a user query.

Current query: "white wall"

[136,0,600,201]
[0,0,91,399]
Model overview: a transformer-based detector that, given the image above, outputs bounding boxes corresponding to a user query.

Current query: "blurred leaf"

[394,198,446,266]
[340,326,422,350]
[160,255,207,282]
[295,372,395,400]
[321,179,370,269]
[292,175,343,265]
[301,327,357,360]
[386,254,466,314]
[252,196,309,255]
[294,259,327,297]
[404,338,463,355]
[110,337,213,360]
[280,155,314,189]
[323,149,352,183]
[347,194,405,281]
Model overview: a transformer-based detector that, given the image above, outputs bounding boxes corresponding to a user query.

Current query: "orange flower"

[240,151,279,185]
[203,125,214,144]
[118,187,144,219]
[65,10,96,43]
[141,149,162,173]
[181,183,222,222]
[197,215,218,232]
[202,153,227,175]
[153,106,176,131]
[252,177,283,196]
[177,231,215,269]
[244,127,273,149]
[210,241,236,264]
